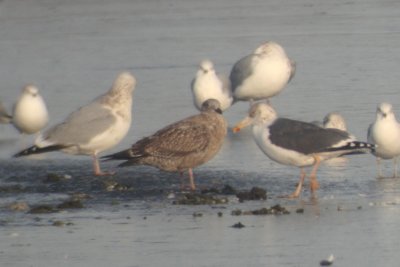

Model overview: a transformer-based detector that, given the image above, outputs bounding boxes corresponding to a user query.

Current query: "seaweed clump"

[231,204,290,216]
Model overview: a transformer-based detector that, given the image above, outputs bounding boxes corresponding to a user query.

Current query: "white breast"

[369,120,400,159]
[252,124,315,167]
[13,94,48,134]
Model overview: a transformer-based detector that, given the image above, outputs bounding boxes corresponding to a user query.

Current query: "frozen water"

[1,0,400,266]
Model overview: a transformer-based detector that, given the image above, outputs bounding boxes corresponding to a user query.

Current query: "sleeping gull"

[323,112,347,131]
[322,112,349,165]
[233,103,375,198]
[14,71,136,176]
[230,41,295,103]
[367,102,400,178]
[12,85,48,134]
[0,101,12,124]
[103,99,227,190]
[191,59,233,111]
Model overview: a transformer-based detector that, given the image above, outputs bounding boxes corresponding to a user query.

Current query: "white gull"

[230,41,295,103]
[14,72,136,176]
[12,85,48,134]
[367,102,400,178]
[191,59,233,111]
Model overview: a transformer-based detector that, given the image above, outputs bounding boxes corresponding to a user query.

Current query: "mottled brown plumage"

[103,99,227,190]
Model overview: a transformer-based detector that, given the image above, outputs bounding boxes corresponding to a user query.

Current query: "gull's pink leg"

[93,153,114,176]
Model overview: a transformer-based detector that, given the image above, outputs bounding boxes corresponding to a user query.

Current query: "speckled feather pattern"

[115,107,227,172]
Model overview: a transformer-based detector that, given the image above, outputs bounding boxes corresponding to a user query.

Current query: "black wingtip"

[101,149,132,162]
[323,141,376,154]
[13,144,67,158]
[117,160,135,167]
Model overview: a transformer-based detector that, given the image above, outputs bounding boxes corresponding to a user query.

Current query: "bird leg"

[376,158,383,178]
[285,168,306,198]
[92,153,114,176]
[179,171,186,190]
[179,169,196,191]
[309,155,321,193]
[188,168,196,191]
[393,157,398,178]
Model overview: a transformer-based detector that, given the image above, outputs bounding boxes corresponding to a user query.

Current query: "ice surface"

[1,0,400,266]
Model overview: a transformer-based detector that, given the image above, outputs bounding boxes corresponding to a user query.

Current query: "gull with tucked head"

[14,72,136,176]
[230,41,295,103]
[323,112,347,131]
[233,103,375,198]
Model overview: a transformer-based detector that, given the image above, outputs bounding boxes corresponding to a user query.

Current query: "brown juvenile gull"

[14,72,136,176]
[230,41,295,103]
[103,99,227,190]
[233,103,375,198]
[191,59,233,111]
[12,85,49,134]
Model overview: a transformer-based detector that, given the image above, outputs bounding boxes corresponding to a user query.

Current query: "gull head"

[233,102,277,133]
[199,59,215,74]
[254,41,286,57]
[200,98,222,114]
[376,102,394,120]
[23,85,39,97]
[111,71,136,95]
[323,112,347,131]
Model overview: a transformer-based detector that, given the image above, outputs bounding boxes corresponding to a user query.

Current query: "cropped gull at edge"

[368,102,400,177]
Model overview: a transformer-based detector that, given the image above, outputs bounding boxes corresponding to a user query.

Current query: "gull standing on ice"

[103,99,227,190]
[230,41,295,103]
[367,102,400,178]
[14,72,136,176]
[191,59,233,111]
[12,85,48,135]
[233,103,375,198]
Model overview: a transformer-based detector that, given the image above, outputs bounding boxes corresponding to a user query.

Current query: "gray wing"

[190,77,196,93]
[288,59,296,82]
[367,123,374,143]
[217,74,232,98]
[230,54,254,91]
[269,118,351,155]
[44,101,116,145]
